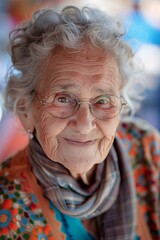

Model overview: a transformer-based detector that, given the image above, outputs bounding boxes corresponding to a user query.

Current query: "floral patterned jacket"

[0,117,160,240]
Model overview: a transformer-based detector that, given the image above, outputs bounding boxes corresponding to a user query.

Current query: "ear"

[18,111,35,133]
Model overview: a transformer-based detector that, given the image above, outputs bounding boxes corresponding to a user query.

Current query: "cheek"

[101,117,119,138]
[33,109,68,149]
[98,117,119,158]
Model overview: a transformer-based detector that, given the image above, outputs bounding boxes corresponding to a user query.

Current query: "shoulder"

[0,149,34,200]
[118,116,160,140]
[117,116,160,166]
[0,150,54,239]
[118,117,160,238]
[0,148,28,169]
[0,150,32,213]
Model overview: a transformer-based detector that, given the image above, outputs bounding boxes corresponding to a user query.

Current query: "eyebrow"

[51,83,78,92]
[51,83,118,95]
[93,87,117,95]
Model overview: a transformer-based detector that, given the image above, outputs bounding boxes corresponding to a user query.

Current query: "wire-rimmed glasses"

[34,92,127,120]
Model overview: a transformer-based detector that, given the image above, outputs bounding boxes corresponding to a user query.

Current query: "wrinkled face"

[26,47,122,177]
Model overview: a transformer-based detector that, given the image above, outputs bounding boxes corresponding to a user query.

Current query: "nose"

[69,104,96,134]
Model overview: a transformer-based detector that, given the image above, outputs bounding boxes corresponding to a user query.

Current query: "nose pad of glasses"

[79,101,92,112]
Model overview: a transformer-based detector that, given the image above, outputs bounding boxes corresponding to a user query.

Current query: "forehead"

[39,46,121,93]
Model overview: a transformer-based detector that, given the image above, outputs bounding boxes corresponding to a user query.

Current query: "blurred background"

[0,0,160,162]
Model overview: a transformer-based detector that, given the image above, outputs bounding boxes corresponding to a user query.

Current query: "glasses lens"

[91,95,121,119]
[38,92,124,120]
[46,93,77,118]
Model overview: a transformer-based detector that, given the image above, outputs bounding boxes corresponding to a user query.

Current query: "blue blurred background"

[0,0,160,161]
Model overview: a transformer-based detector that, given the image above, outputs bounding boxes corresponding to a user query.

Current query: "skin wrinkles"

[33,99,116,176]
[36,109,58,150]
[43,77,120,100]
[48,66,119,89]
[38,48,121,95]
[27,47,121,182]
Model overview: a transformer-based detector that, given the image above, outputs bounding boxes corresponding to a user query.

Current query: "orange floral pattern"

[118,118,160,239]
[0,170,56,239]
[30,226,56,240]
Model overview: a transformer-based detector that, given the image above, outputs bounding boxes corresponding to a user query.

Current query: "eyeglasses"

[35,92,127,120]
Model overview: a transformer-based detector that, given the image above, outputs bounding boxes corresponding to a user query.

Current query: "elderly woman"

[0,6,159,240]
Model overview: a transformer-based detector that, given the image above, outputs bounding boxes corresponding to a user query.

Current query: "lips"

[63,138,96,146]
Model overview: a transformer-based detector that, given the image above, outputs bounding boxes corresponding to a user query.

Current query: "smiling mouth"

[64,138,96,146]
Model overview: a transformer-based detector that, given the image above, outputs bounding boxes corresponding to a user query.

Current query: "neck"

[70,165,97,186]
